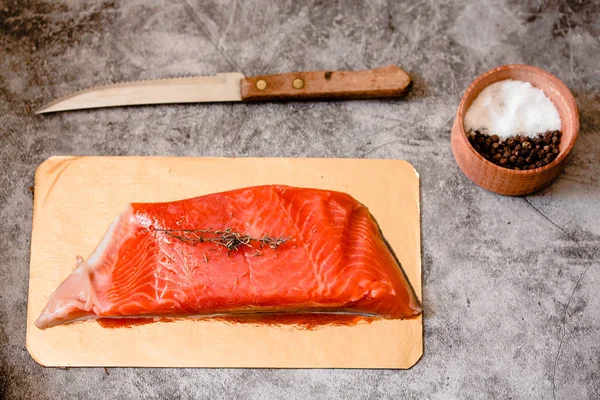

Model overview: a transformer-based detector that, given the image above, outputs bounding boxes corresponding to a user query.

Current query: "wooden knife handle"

[241,65,411,102]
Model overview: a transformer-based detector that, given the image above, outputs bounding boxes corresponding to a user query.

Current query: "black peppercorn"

[466,130,562,170]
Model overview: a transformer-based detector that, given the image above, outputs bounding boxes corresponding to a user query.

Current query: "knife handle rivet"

[256,80,268,90]
[292,78,304,89]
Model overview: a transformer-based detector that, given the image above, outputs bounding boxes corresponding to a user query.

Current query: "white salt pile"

[464,80,561,140]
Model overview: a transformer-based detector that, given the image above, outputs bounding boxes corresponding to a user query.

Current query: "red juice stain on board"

[217,313,424,328]
[211,314,378,330]
[97,318,177,328]
[96,314,385,329]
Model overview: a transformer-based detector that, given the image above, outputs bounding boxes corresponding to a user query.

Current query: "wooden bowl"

[451,64,579,196]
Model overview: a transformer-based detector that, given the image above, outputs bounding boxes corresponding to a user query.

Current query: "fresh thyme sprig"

[154,228,291,252]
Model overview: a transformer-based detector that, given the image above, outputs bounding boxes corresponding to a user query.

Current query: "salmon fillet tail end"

[34,257,97,329]
[34,213,125,330]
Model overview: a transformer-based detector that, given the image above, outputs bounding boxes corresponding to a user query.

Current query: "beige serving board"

[26,156,422,368]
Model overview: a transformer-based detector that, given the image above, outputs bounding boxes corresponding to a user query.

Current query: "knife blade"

[36,65,411,114]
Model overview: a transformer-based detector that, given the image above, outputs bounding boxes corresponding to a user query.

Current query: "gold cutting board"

[26,156,423,368]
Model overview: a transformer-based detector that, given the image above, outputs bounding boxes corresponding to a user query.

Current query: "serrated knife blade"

[36,65,412,113]
[37,73,244,114]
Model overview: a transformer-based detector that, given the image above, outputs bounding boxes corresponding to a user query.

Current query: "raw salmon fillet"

[36,185,422,329]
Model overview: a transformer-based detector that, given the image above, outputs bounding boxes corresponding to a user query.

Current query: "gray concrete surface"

[1,0,599,399]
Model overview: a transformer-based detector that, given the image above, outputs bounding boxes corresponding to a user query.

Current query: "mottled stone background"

[1,0,599,399]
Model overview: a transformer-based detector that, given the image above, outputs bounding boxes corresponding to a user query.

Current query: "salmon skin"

[36,185,422,329]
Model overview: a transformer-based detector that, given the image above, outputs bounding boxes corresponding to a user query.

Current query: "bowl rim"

[455,64,580,174]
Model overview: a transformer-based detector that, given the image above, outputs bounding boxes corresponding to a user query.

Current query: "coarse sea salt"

[464,79,561,140]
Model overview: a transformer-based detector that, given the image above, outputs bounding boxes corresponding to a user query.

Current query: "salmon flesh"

[36,185,422,329]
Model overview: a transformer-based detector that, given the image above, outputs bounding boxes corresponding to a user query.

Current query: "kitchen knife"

[36,65,411,113]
